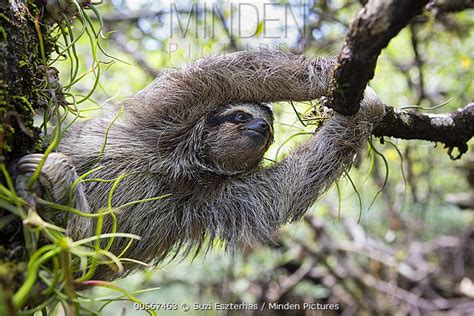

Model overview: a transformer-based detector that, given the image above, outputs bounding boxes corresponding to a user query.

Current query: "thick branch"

[427,0,474,13]
[328,0,429,115]
[373,103,474,158]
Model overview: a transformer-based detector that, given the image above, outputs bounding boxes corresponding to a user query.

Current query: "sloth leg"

[16,153,92,239]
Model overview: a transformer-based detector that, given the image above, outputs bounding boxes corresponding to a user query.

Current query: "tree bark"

[0,1,51,165]
[0,0,56,310]
[374,103,474,158]
[328,0,430,115]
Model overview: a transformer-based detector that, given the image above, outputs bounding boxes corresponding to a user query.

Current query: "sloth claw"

[17,154,44,174]
[18,163,40,174]
[16,153,76,204]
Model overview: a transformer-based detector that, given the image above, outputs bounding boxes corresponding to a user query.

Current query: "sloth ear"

[148,118,212,179]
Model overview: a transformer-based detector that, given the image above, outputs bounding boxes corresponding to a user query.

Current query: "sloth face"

[204,103,274,173]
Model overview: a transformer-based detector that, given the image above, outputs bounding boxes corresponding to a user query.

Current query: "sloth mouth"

[243,128,267,138]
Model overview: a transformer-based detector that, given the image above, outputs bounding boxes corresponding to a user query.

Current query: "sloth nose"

[245,118,269,133]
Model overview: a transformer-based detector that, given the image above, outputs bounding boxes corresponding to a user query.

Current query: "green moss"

[12,95,34,114]
[18,60,28,68]
[0,12,9,22]
[0,124,14,154]
[3,144,12,154]
[26,0,39,14]
[0,26,6,42]
[0,0,52,161]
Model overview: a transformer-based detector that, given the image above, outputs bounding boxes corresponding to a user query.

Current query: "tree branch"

[373,103,474,158]
[327,0,429,115]
[427,0,474,13]
[319,0,473,155]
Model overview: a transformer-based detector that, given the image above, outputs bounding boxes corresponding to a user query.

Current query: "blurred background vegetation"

[3,0,474,314]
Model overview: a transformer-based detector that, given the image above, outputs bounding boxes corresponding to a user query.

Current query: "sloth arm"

[124,50,336,124]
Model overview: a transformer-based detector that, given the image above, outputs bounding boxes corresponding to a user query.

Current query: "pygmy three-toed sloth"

[17,50,385,280]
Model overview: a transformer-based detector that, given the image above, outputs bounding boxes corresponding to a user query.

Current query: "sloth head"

[203,103,274,173]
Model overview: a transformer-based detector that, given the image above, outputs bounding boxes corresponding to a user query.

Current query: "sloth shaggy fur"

[17,50,385,280]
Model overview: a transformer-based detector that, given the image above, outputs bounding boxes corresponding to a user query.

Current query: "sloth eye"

[234,112,250,123]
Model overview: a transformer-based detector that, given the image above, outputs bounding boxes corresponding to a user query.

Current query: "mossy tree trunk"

[0,1,54,310]
[0,1,52,163]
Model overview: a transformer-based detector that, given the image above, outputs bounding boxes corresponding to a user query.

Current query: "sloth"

[17,50,385,280]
